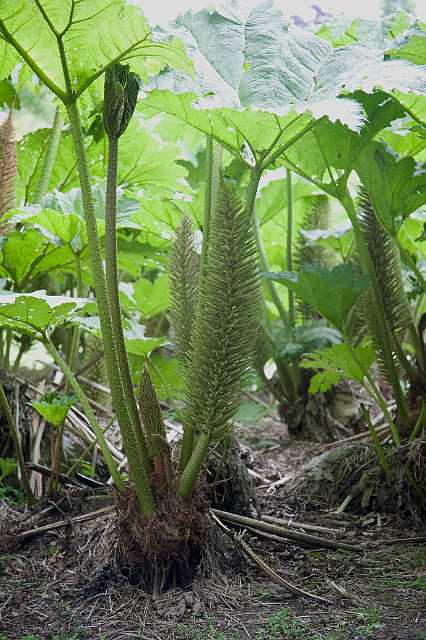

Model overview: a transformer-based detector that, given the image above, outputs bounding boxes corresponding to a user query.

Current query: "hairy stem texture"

[105,135,152,476]
[66,101,154,513]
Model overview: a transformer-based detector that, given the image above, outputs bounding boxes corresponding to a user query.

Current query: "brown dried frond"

[0,109,17,217]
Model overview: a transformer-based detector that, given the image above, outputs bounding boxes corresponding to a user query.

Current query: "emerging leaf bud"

[103,63,139,139]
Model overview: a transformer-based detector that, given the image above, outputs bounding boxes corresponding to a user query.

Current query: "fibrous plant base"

[288,438,426,522]
[113,483,209,592]
[281,371,363,442]
[205,439,258,516]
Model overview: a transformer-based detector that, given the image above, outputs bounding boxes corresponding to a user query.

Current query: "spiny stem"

[0,380,34,503]
[65,100,154,513]
[286,168,295,329]
[179,136,221,472]
[254,215,290,330]
[105,134,152,475]
[33,107,63,204]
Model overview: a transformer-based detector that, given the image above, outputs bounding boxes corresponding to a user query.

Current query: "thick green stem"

[45,339,125,490]
[33,107,63,204]
[200,135,213,271]
[0,381,34,503]
[254,215,290,331]
[409,401,426,442]
[361,406,390,473]
[364,374,400,447]
[341,190,409,428]
[66,254,82,372]
[246,167,262,222]
[178,431,210,498]
[105,135,152,475]
[286,168,295,329]
[48,421,63,496]
[65,101,154,513]
[4,330,12,370]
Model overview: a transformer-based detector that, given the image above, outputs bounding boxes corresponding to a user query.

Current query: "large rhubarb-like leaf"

[0,1,190,95]
[0,293,94,338]
[264,264,370,331]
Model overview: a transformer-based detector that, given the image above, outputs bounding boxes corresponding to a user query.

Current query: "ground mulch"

[0,417,425,640]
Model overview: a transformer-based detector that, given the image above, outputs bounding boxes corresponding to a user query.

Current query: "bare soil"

[0,416,425,640]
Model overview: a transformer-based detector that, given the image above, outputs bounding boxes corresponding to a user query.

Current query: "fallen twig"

[26,463,85,488]
[261,514,341,535]
[320,425,389,451]
[265,473,294,493]
[211,509,364,552]
[16,505,115,541]
[374,536,426,545]
[210,511,331,605]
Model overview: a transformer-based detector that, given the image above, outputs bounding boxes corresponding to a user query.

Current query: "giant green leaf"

[355,141,426,233]
[302,342,376,393]
[0,293,95,338]
[0,228,74,289]
[264,264,370,331]
[146,0,426,157]
[388,24,426,65]
[5,208,87,253]
[144,89,315,164]
[0,1,191,95]
[31,391,75,427]
[120,274,170,319]
[283,91,406,197]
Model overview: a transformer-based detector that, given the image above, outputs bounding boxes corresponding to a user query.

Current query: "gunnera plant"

[257,195,363,442]
[0,1,261,593]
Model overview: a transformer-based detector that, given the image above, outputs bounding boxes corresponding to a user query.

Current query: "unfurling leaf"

[103,64,139,139]
[31,391,75,427]
[302,342,376,393]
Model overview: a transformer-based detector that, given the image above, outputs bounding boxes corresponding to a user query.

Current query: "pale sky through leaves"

[135,0,426,24]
